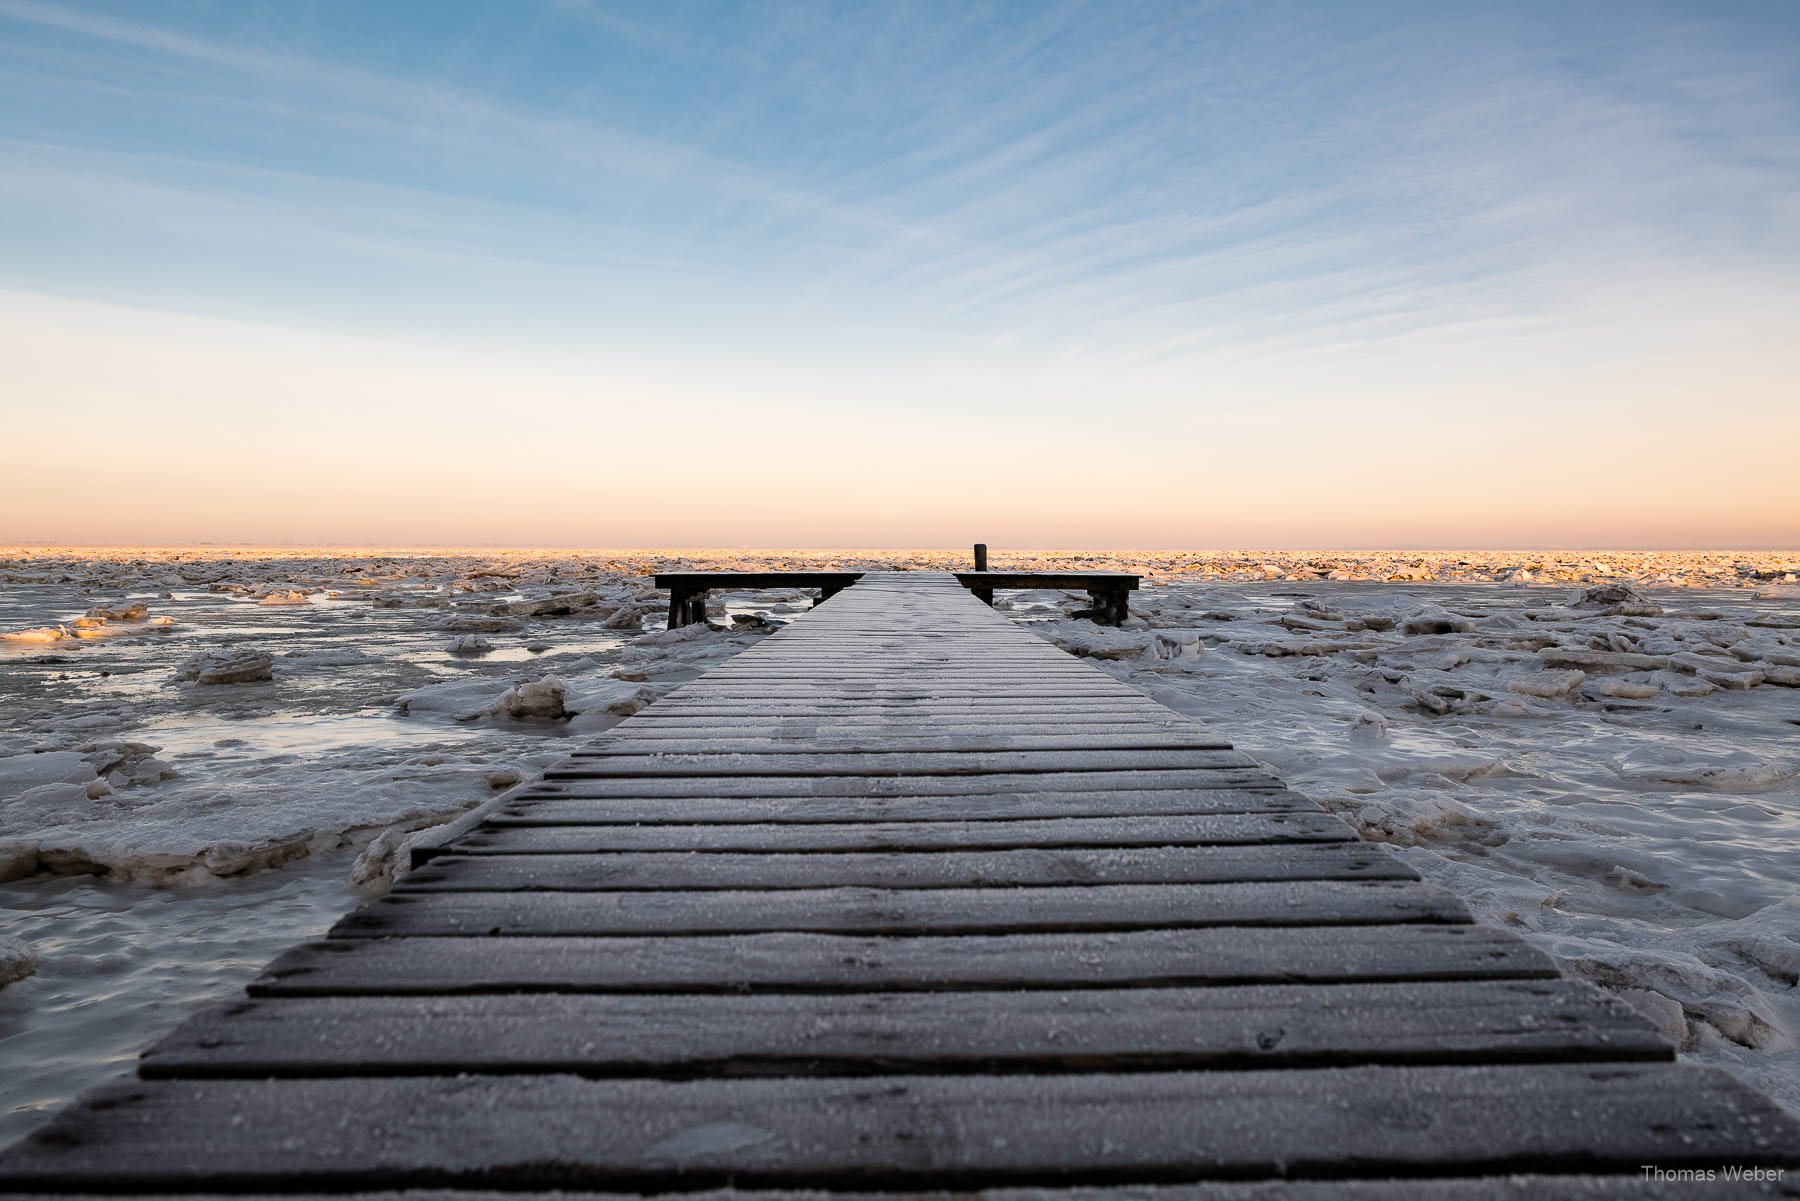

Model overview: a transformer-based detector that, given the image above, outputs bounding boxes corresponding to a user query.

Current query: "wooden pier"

[3,572,1796,1195]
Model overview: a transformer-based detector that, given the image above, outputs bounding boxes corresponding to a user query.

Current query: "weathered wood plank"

[394,843,1412,892]
[696,656,1105,667]
[335,880,1467,938]
[547,750,1258,778]
[652,696,1159,708]
[3,1180,1781,1199]
[602,726,1212,742]
[585,735,1234,754]
[9,1064,1792,1188]
[451,812,1353,853]
[140,978,1666,1079]
[637,705,1189,719]
[529,769,1285,796]
[618,715,1203,729]
[662,688,1144,698]
[251,925,1555,995]
[691,672,1112,680]
[493,788,1312,825]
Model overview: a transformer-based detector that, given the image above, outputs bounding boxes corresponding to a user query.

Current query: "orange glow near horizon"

[3,291,1797,551]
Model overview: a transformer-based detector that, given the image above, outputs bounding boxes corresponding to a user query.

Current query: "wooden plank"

[637,708,1188,720]
[250,925,1555,995]
[450,812,1354,852]
[547,749,1258,777]
[644,700,1158,709]
[10,1064,1791,1188]
[584,735,1234,754]
[492,788,1313,825]
[674,682,1126,691]
[666,656,1116,663]
[3,1179,1781,1199]
[669,677,1137,685]
[393,843,1413,892]
[645,696,1176,706]
[139,979,1667,1079]
[603,724,1210,738]
[672,679,1123,685]
[525,769,1286,797]
[675,658,1098,666]
[659,688,1143,697]
[619,713,1195,723]
[334,880,1467,937]
[685,677,1121,683]
[657,668,1138,677]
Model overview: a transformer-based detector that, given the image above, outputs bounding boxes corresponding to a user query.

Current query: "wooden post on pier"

[970,543,993,606]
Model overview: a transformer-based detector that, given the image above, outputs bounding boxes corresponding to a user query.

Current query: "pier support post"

[1089,587,1129,626]
[668,586,709,628]
[971,544,994,605]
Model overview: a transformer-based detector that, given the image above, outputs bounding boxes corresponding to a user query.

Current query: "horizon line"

[5,543,1799,555]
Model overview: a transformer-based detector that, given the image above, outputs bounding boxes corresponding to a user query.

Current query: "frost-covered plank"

[141,978,1664,1078]
[251,925,1554,995]
[2,1180,1778,1200]
[637,703,1185,718]
[685,678,1116,683]
[335,880,1463,938]
[548,749,1257,777]
[708,660,1088,666]
[524,771,1287,798]
[525,768,1286,797]
[493,787,1312,825]
[13,1064,1790,1188]
[586,734,1232,754]
[668,690,1127,698]
[680,675,1113,685]
[603,724,1210,740]
[667,659,1110,667]
[618,715,1201,729]
[693,674,1108,681]
[451,812,1352,853]
[393,843,1411,892]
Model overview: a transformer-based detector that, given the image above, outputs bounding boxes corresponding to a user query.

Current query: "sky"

[1,1,1797,548]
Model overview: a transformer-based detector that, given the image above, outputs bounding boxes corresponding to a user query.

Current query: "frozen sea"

[2,548,1797,1142]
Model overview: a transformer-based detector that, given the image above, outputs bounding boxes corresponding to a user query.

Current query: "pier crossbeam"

[655,569,864,628]
[4,572,1796,1195]
[954,570,1139,625]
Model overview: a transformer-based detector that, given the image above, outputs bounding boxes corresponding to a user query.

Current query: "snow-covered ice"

[0,547,804,1141]
[1007,570,1800,1114]
[0,552,782,887]
[2,545,1797,1138]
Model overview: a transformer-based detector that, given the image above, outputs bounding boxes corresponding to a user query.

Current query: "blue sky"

[2,1,1796,546]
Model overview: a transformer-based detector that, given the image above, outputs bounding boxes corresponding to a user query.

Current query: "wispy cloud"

[0,1,1796,543]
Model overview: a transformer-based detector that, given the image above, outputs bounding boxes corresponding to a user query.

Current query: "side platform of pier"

[3,572,1796,1195]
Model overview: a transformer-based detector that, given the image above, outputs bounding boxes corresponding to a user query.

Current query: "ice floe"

[1,546,1796,1114]
[176,649,275,685]
[0,937,34,989]
[1031,572,1800,1111]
